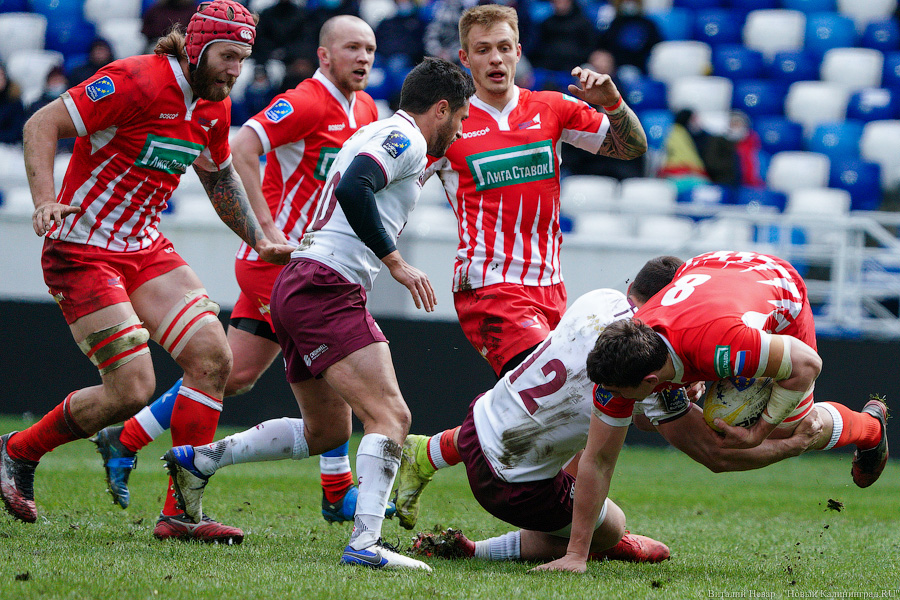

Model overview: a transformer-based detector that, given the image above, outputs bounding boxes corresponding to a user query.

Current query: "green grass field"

[0,414,897,600]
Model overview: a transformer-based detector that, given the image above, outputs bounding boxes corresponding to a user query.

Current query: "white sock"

[817,402,843,451]
[427,434,451,470]
[348,433,401,550]
[320,455,352,478]
[192,417,308,476]
[474,531,521,560]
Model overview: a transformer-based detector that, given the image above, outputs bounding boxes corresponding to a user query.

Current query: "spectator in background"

[142,0,198,48]
[529,0,596,73]
[26,67,75,154]
[596,0,661,77]
[658,108,710,193]
[253,0,308,63]
[375,0,426,67]
[68,38,114,86]
[232,63,277,125]
[425,0,475,64]
[0,62,25,145]
[728,110,764,188]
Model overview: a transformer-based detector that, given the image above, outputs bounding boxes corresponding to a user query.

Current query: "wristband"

[603,96,624,114]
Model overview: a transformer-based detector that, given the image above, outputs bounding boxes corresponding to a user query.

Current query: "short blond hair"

[459,4,519,52]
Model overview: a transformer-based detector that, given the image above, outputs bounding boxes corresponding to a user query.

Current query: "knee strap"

[152,288,221,359]
[77,315,151,375]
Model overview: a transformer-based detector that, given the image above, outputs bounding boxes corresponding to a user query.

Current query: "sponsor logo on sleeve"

[714,345,732,378]
[382,130,410,158]
[265,98,294,123]
[85,76,115,102]
[465,140,556,191]
[593,385,613,406]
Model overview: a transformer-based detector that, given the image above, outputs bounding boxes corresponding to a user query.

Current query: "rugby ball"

[703,376,774,432]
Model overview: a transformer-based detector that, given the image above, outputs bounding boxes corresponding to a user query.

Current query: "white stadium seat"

[84,0,142,24]
[787,187,851,216]
[572,212,634,241]
[784,80,851,136]
[560,175,619,214]
[418,174,449,207]
[766,151,831,193]
[636,215,695,242]
[404,204,457,237]
[836,0,898,32]
[6,49,64,107]
[360,0,397,29]
[98,18,147,60]
[647,41,712,84]
[820,47,884,92]
[619,177,677,212]
[0,145,28,191]
[668,76,733,114]
[0,13,47,63]
[743,9,806,59]
[860,120,900,188]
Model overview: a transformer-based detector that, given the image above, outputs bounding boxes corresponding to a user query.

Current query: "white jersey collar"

[167,55,198,119]
[313,68,356,121]
[394,109,421,132]
[470,86,520,131]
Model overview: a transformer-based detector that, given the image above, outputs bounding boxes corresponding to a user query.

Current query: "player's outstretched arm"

[567,67,648,161]
[530,415,627,574]
[195,164,295,265]
[24,99,80,236]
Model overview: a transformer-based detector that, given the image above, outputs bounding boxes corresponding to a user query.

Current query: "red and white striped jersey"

[425,86,609,291]
[237,69,378,261]
[55,54,232,251]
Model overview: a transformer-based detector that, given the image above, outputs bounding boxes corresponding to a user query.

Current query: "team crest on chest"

[265,98,294,123]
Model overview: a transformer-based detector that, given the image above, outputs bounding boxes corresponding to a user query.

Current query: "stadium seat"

[697,216,754,244]
[571,212,634,241]
[731,79,786,117]
[712,44,765,80]
[45,19,96,57]
[668,75,733,113]
[29,0,83,19]
[820,47,884,92]
[743,9,806,59]
[766,150,831,192]
[806,121,864,160]
[829,157,883,210]
[768,49,820,83]
[648,7,694,41]
[673,0,720,9]
[784,80,851,135]
[846,87,898,122]
[363,65,392,100]
[638,109,675,150]
[754,116,804,154]
[359,0,396,29]
[560,175,620,214]
[643,0,675,12]
[694,9,744,47]
[804,12,858,58]
[98,18,146,60]
[836,0,898,33]
[528,1,554,25]
[0,0,29,13]
[860,119,900,187]
[648,41,712,84]
[0,144,28,190]
[623,77,668,112]
[883,51,900,90]
[786,187,851,246]
[677,183,733,206]
[782,0,836,13]
[861,19,900,53]
[735,185,788,211]
[84,0,142,23]
[0,13,46,63]
[6,49,64,106]
[619,177,678,211]
[635,215,695,243]
[730,0,780,19]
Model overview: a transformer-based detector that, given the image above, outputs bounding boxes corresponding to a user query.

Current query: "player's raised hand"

[255,239,296,265]
[32,202,80,236]
[383,250,436,312]
[567,67,621,108]
[529,554,587,574]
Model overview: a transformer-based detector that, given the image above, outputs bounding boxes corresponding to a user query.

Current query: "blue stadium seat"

[728,0,779,18]
[829,158,883,211]
[713,44,765,79]
[806,121,864,160]
[674,0,723,9]
[649,8,694,41]
[30,0,84,19]
[0,0,28,13]
[780,0,836,13]
[638,109,674,151]
[768,50,820,83]
[883,51,900,91]
[804,12,858,59]
[754,116,804,154]
[861,19,900,54]
[677,184,734,206]
[623,77,668,112]
[46,19,97,58]
[531,68,574,92]
[735,186,787,211]
[694,9,743,47]
[364,66,393,100]
[846,87,899,122]
[732,79,786,117]
[529,1,554,25]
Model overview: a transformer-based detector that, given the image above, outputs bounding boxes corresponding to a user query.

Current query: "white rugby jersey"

[55,54,232,251]
[292,110,427,290]
[426,86,610,291]
[473,288,635,483]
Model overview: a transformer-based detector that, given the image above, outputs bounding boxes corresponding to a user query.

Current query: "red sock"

[8,393,88,462]
[826,402,882,450]
[439,427,462,466]
[119,418,153,453]
[162,387,222,516]
[321,473,354,503]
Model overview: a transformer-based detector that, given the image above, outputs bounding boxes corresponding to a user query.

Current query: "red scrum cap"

[185,0,256,67]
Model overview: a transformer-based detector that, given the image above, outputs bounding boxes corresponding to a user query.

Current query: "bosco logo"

[239,28,253,40]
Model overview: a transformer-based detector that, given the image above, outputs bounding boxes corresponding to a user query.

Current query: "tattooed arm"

[195,164,295,265]
[567,66,648,160]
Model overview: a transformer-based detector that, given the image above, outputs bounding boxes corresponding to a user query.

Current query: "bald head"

[316,14,376,99]
[319,15,372,49]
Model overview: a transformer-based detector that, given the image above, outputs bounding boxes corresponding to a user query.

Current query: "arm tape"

[335,154,393,259]
[774,336,793,380]
[762,382,812,425]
